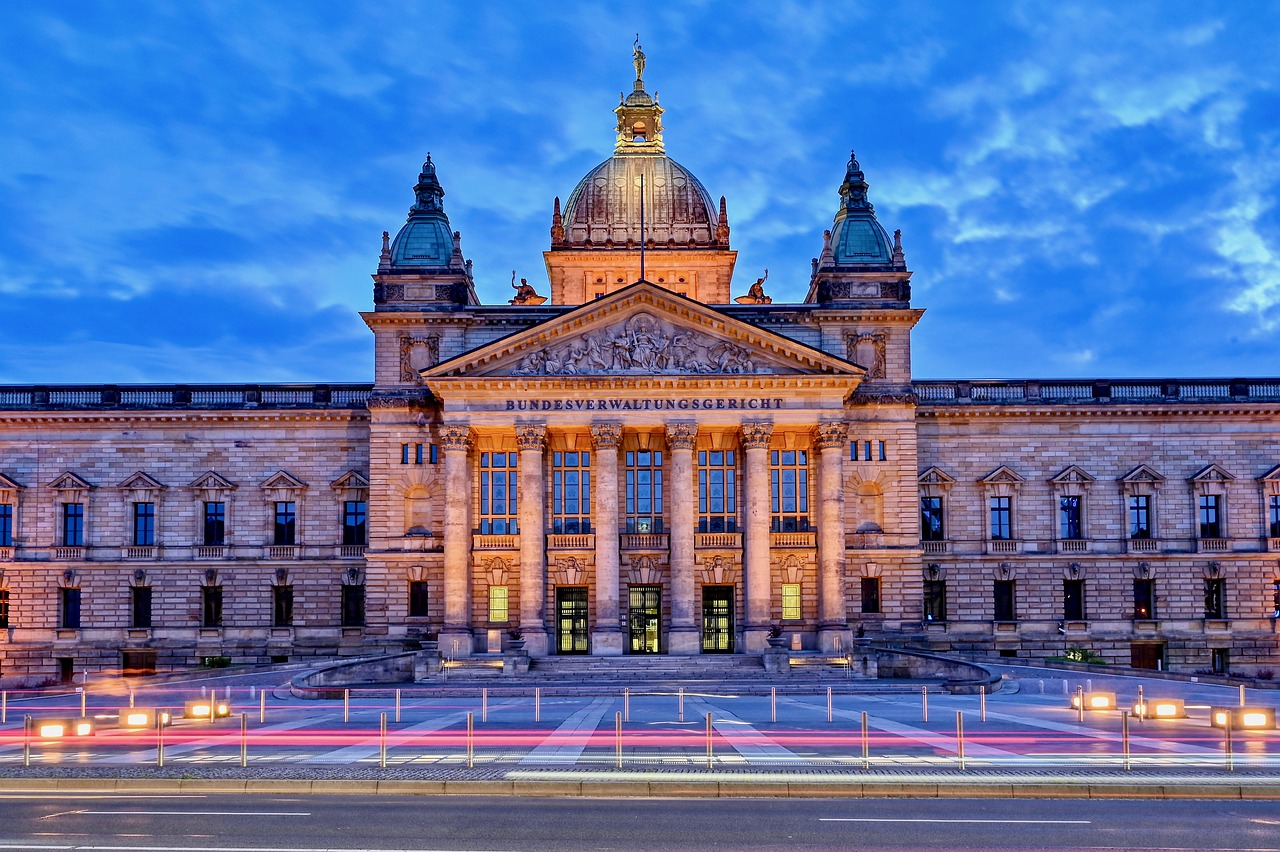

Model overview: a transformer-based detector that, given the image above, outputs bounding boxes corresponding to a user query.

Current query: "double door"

[628,586,661,654]
[701,585,735,653]
[556,587,589,654]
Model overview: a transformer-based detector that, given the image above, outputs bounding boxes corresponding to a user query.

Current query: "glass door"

[701,585,734,653]
[628,586,661,654]
[556,586,589,654]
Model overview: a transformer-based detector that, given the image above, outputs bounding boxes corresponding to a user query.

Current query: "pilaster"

[740,421,773,651]
[814,420,852,652]
[590,423,624,655]
[515,423,549,656]
[439,424,473,656]
[665,422,699,654]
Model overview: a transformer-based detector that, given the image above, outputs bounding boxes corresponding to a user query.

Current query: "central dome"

[560,154,719,248]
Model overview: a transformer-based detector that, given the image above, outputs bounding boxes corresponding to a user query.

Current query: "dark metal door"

[556,586,589,654]
[628,586,661,654]
[701,585,734,653]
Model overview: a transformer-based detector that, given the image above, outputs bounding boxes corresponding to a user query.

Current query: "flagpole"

[639,173,646,282]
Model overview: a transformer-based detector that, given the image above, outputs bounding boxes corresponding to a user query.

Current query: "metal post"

[1239,684,1246,708]
[861,710,869,769]
[259,689,265,724]
[156,710,164,767]
[129,690,135,709]
[1121,710,1130,771]
[380,712,387,769]
[467,711,474,769]
[1138,685,1145,722]
[921,686,928,723]
[615,711,623,769]
[240,713,247,768]
[956,711,965,771]
[226,685,231,700]
[2,691,5,724]
[81,689,87,718]
[980,685,987,722]
[344,689,350,723]
[482,688,488,724]
[624,687,630,723]
[679,687,685,723]
[23,715,31,767]
[1224,711,1233,772]
[705,712,713,769]
[827,687,833,723]
[771,687,777,724]
[535,687,541,723]
[395,689,401,724]
[1076,686,1084,723]
[209,698,215,724]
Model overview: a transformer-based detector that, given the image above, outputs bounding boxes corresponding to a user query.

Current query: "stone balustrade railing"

[914,378,1280,405]
[0,383,373,410]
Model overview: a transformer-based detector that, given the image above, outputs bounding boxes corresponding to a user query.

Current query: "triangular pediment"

[330,470,370,490]
[1049,465,1095,485]
[918,466,955,486]
[0,472,24,491]
[118,471,166,490]
[1259,463,1280,482]
[979,465,1024,485]
[190,470,237,491]
[48,471,92,490]
[1120,463,1165,484]
[424,282,864,381]
[1190,463,1235,483]
[260,470,308,490]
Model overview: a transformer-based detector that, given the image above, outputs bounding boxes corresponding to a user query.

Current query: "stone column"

[515,424,549,656]
[740,421,774,652]
[439,424,474,656]
[590,423,624,655]
[814,421,852,652]
[665,422,699,654]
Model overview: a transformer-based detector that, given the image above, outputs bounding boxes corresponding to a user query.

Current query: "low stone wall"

[874,648,1002,694]
[289,652,419,698]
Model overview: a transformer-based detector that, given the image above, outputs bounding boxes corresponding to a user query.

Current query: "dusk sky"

[2,2,1278,384]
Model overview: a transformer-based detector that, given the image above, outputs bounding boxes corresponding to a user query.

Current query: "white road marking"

[819,818,1091,824]
[68,812,310,817]
[0,845,519,852]
[692,698,802,762]
[519,698,612,765]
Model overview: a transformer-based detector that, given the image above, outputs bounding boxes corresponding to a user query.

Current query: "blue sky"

[2,1,1278,383]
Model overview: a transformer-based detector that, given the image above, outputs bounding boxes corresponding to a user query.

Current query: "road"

[0,793,1278,851]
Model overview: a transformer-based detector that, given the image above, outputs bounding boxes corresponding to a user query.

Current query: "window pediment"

[1190,464,1235,484]
[979,466,1024,488]
[118,471,166,492]
[918,466,955,489]
[48,471,92,491]
[191,471,237,491]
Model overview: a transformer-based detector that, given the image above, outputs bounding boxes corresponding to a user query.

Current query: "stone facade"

[1,57,1277,684]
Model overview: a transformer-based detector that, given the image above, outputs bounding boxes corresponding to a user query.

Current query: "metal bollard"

[1137,685,1145,722]
[535,687,541,723]
[956,711,965,771]
[921,686,928,723]
[1224,712,1233,772]
[156,710,164,767]
[482,688,488,724]
[380,712,388,769]
[259,689,266,724]
[129,690,135,709]
[615,711,623,769]
[679,687,685,723]
[1076,686,1084,723]
[827,687,833,723]
[81,689,87,718]
[23,715,31,767]
[1239,684,1246,708]
[705,712,713,769]
[861,710,869,769]
[771,687,777,724]
[240,714,248,768]
[395,689,401,724]
[226,685,231,700]
[980,685,987,722]
[2,690,6,724]
[344,689,350,723]
[624,687,630,723]
[467,711,475,769]
[1121,710,1130,771]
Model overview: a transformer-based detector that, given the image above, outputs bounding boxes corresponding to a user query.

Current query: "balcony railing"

[339,545,367,558]
[1127,537,1159,553]
[921,540,949,555]
[1058,539,1089,554]
[473,535,517,550]
[266,545,298,560]
[53,547,85,560]
[547,534,594,550]
[0,546,13,561]
[0,383,373,410]
[914,377,1280,405]
[621,533,668,551]
[986,539,1019,554]
[1197,538,1228,553]
[770,532,816,548]
[1267,537,1280,553]
[124,546,156,560]
[195,546,226,559]
[695,532,741,549]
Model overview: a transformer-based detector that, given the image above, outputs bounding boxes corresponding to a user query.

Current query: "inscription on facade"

[507,397,787,411]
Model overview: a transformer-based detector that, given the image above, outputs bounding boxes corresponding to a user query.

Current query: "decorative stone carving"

[509,273,547,306]
[514,423,547,451]
[399,335,440,383]
[483,557,510,585]
[664,422,697,450]
[812,421,847,450]
[555,556,589,585]
[438,424,473,452]
[734,269,772,304]
[846,331,888,379]
[698,554,738,584]
[739,421,773,450]
[589,422,622,449]
[628,555,663,584]
[366,391,432,410]
[373,283,404,304]
[510,312,770,376]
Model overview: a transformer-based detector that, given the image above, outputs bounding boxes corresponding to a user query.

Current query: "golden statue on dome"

[633,34,646,82]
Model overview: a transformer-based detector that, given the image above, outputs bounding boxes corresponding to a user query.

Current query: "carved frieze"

[510,312,772,376]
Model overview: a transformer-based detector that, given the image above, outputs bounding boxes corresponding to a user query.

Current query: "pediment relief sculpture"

[510,312,773,377]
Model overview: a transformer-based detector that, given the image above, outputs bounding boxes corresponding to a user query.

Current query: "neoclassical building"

[1,54,1278,683]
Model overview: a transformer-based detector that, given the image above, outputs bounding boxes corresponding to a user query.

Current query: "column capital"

[813,420,848,450]
[514,423,547,450]
[589,422,623,449]
[739,421,774,450]
[664,422,698,450]
[439,424,473,452]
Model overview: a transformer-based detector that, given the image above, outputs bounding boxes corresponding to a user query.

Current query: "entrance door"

[628,586,661,654]
[556,587,589,654]
[701,585,734,653]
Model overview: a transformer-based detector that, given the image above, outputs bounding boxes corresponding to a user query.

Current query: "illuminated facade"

[1,54,1278,684]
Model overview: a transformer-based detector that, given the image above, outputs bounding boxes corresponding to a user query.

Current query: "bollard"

[827,687,833,723]
[129,690,135,709]
[202,685,208,697]
[240,714,248,768]
[1038,679,1044,694]
[380,712,387,769]
[535,687,541,723]
[956,711,965,771]
[980,685,987,722]
[679,688,685,723]
[467,711,475,769]
[395,689,401,724]
[482,688,488,724]
[705,712,713,769]
[23,715,31,767]
[861,710,869,769]
[1121,710,1130,771]
[250,686,256,700]
[226,685,231,700]
[615,711,623,769]
[81,689,87,718]
[624,687,630,723]
[156,710,164,767]
[921,686,928,723]
[344,689,350,723]
[259,689,266,724]
[1239,684,1246,708]
[1224,711,1233,772]
[1076,686,1084,723]
[1062,680,1068,695]
[209,699,216,725]
[2,691,6,724]
[1137,686,1145,722]
[1086,678,1093,692]
[771,687,777,724]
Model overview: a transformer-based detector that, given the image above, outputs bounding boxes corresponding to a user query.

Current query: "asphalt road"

[0,793,1278,851]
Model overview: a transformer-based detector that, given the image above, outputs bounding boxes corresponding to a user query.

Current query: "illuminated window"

[697,450,737,533]
[781,583,801,620]
[478,452,519,534]
[625,450,663,534]
[488,585,509,623]
[770,450,809,532]
[552,451,592,534]
[1133,579,1155,619]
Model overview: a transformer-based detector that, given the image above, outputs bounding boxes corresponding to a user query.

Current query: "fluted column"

[515,424,549,656]
[439,424,474,656]
[814,421,851,652]
[740,421,774,652]
[590,423,624,655]
[665,422,699,655]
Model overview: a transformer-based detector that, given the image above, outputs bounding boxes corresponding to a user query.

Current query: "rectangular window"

[781,583,801,620]
[203,502,226,546]
[1059,496,1083,539]
[202,586,223,627]
[1204,578,1225,619]
[989,496,1012,540]
[849,441,858,461]
[478,452,519,534]
[1212,647,1230,674]
[0,587,8,628]
[342,501,367,545]
[1129,495,1151,539]
[1272,580,1280,619]
[60,587,81,629]
[132,502,155,546]
[697,450,737,533]
[923,580,947,622]
[273,501,297,546]
[863,441,873,461]
[429,443,439,464]
[1269,495,1280,539]
[920,497,944,541]
[415,443,424,464]
[273,586,293,627]
[401,443,426,465]
[62,502,84,547]
[552,451,592,534]
[1198,494,1222,538]
[131,586,152,628]
[408,580,430,618]
[993,580,1016,622]
[0,503,12,547]
[341,585,365,627]
[488,584,509,623]
[1063,579,1085,621]
[770,449,809,532]
[878,440,887,461]
[625,450,664,534]
[1134,579,1155,619]
[860,577,882,614]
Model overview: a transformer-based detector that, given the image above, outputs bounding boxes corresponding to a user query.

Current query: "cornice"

[915,403,1280,419]
[0,410,370,427]
[427,375,860,393]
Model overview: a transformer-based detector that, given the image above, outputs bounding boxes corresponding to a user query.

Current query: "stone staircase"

[530,654,767,681]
